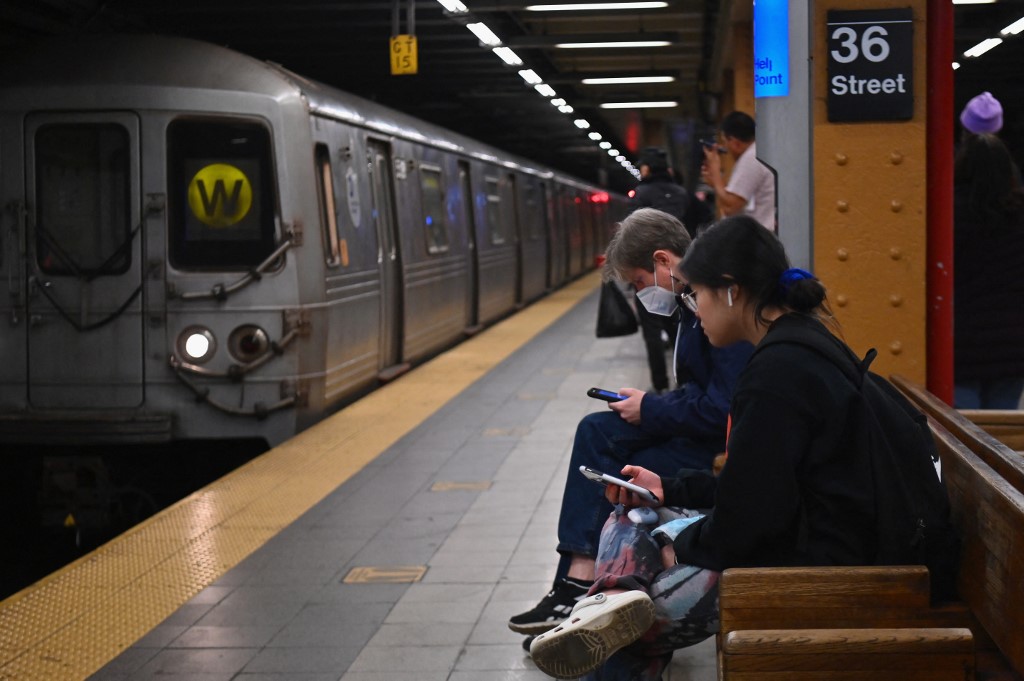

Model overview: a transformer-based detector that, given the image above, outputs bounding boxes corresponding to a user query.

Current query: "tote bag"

[596,281,638,337]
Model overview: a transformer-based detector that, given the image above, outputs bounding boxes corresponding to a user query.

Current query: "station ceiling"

[1,0,1022,194]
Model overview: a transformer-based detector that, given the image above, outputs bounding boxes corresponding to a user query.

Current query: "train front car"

[0,36,319,446]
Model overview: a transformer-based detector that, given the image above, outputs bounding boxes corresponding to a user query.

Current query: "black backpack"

[756,322,960,600]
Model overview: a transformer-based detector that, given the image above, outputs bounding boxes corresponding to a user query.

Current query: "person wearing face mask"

[508,208,753,642]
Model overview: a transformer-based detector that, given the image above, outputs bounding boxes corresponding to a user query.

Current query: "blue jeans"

[555,410,718,581]
[954,377,1024,409]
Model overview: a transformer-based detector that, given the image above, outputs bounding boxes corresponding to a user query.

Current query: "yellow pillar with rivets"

[812,0,928,382]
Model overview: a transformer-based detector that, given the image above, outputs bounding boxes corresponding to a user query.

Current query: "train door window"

[315,144,342,266]
[35,124,130,276]
[485,176,505,245]
[167,118,277,270]
[420,163,449,254]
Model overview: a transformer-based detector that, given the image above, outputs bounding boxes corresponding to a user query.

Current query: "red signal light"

[589,192,609,203]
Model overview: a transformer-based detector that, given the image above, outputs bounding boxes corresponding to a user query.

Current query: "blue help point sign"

[754,0,790,98]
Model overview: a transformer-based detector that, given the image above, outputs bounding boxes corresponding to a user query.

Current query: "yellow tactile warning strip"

[342,566,428,584]
[0,271,600,681]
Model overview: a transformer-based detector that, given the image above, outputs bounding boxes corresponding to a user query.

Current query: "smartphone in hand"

[587,387,625,403]
[579,465,660,504]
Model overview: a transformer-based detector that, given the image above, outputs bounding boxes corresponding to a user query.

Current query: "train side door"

[458,161,479,331]
[367,140,403,375]
[24,113,144,408]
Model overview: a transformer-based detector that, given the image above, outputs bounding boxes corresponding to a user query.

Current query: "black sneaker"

[508,578,591,634]
[522,635,536,654]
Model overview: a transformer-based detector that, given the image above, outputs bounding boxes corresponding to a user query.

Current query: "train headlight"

[178,326,216,364]
[228,325,270,363]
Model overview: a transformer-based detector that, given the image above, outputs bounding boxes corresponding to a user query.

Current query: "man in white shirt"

[701,111,776,231]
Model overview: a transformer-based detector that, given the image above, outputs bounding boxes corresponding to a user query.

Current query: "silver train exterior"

[0,35,628,447]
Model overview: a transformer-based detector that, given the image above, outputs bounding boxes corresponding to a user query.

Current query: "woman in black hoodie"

[530,217,881,681]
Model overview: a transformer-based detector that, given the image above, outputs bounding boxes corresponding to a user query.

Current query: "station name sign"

[827,8,913,122]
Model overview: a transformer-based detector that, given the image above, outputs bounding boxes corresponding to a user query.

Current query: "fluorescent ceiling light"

[1002,16,1024,35]
[518,69,543,84]
[535,84,557,97]
[574,119,591,128]
[615,155,625,162]
[467,22,503,46]
[600,100,678,108]
[588,132,602,140]
[607,148,620,156]
[437,0,469,11]
[599,141,612,149]
[551,98,567,106]
[951,0,995,4]
[558,105,575,113]
[582,76,675,84]
[557,40,671,48]
[952,62,960,70]
[526,2,668,10]
[963,38,1002,58]
[492,47,523,65]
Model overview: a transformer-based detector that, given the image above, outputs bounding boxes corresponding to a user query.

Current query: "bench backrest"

[959,409,1024,452]
[892,375,1024,495]
[894,381,1024,675]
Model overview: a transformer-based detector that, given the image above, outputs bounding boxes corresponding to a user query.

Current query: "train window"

[485,177,505,245]
[315,144,342,267]
[167,118,277,270]
[35,124,131,276]
[420,165,449,254]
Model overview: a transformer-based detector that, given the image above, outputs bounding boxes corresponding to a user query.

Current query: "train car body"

[0,35,627,447]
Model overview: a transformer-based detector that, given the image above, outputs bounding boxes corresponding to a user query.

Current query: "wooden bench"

[715,377,1024,681]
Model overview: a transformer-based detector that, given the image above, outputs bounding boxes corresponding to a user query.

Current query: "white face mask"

[636,265,680,317]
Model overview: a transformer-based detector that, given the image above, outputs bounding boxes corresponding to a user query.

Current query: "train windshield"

[167,118,277,270]
[35,124,131,276]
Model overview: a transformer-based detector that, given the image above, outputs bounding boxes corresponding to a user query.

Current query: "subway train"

[0,34,628,447]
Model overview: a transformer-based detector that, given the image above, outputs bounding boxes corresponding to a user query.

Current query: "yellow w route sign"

[390,34,418,75]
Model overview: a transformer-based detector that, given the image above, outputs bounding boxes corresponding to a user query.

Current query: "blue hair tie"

[779,267,815,294]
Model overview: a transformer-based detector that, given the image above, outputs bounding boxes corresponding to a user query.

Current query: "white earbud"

[727,287,734,307]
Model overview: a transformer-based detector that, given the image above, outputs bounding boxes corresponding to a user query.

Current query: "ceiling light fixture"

[581,76,675,84]
[467,22,503,47]
[535,84,557,97]
[600,100,679,108]
[951,0,995,4]
[574,119,591,128]
[518,69,543,84]
[556,40,671,49]
[952,62,960,70]
[1001,16,1024,35]
[550,98,567,106]
[588,132,602,140]
[526,2,668,10]
[599,141,612,149]
[492,47,523,65]
[436,0,469,12]
[558,105,575,113]
[963,38,1002,57]
[607,148,620,156]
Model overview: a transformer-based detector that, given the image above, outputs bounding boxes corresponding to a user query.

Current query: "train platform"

[0,271,717,681]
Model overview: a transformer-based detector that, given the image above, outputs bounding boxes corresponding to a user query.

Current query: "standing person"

[528,216,948,680]
[953,133,1024,409]
[507,209,752,639]
[959,91,1022,184]
[631,147,713,394]
[700,111,776,231]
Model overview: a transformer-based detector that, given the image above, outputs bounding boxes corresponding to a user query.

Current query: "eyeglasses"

[680,286,698,313]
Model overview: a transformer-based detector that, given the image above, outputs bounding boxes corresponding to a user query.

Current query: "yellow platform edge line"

[0,272,600,681]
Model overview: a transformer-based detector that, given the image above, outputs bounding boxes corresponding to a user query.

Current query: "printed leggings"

[582,508,721,681]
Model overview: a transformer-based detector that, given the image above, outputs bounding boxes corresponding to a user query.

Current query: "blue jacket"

[639,309,752,451]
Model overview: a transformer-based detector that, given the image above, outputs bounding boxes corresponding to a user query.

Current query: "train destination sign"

[827,8,913,122]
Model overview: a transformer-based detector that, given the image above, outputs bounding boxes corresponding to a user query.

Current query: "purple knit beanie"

[960,92,1003,134]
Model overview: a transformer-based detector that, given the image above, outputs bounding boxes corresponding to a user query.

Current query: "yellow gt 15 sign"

[390,34,418,76]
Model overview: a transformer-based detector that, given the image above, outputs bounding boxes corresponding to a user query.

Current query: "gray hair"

[604,208,692,282]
